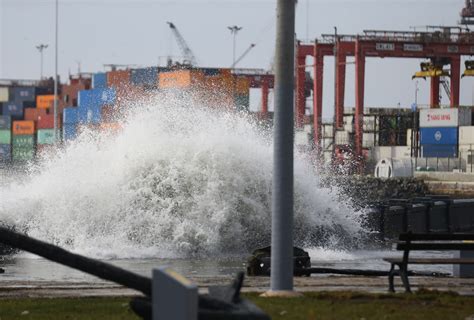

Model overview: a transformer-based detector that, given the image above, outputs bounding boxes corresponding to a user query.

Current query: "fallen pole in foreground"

[0,226,270,320]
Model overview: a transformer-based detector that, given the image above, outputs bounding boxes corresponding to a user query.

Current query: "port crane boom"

[231,43,256,68]
[167,22,198,66]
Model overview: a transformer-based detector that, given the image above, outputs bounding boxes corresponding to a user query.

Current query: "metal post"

[53,0,59,142]
[266,0,296,295]
[36,44,48,79]
[333,27,337,159]
[228,25,242,67]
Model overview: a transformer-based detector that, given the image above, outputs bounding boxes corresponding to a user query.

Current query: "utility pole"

[333,26,338,158]
[262,0,299,297]
[53,0,59,143]
[36,44,48,79]
[228,25,242,67]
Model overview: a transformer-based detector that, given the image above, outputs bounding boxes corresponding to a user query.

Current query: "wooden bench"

[383,232,474,293]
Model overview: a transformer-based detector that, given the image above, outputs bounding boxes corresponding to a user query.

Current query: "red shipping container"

[37,114,61,129]
[24,108,48,122]
[107,70,130,88]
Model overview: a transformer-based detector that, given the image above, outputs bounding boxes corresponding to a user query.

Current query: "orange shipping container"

[234,77,250,95]
[159,70,192,89]
[37,95,57,109]
[13,121,35,135]
[158,70,205,89]
[100,122,123,134]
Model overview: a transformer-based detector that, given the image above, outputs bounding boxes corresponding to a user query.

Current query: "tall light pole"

[227,25,242,67]
[261,0,299,297]
[36,44,48,79]
[53,0,59,143]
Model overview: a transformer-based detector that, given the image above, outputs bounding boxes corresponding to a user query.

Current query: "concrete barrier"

[383,206,406,240]
[375,197,474,239]
[406,204,428,233]
[428,201,450,233]
[449,199,474,232]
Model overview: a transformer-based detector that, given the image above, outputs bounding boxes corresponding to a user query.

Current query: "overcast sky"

[1,0,473,116]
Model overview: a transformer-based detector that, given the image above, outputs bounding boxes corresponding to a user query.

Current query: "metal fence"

[413,147,474,173]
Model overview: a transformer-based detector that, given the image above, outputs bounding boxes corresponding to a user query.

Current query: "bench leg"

[399,264,411,293]
[388,264,395,293]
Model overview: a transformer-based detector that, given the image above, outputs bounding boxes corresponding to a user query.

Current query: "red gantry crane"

[295,27,474,168]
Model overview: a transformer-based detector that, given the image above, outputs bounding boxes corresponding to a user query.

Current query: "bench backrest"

[399,233,474,241]
[396,233,474,251]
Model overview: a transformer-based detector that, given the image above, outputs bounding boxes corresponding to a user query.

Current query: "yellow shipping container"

[36,95,57,109]
[0,87,9,102]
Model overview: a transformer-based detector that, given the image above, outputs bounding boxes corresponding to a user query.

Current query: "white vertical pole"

[53,0,59,143]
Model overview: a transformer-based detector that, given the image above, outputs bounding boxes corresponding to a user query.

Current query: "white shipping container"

[322,138,333,150]
[407,129,412,147]
[0,87,8,102]
[363,133,375,148]
[375,146,393,161]
[459,126,474,145]
[419,108,472,128]
[322,124,333,137]
[374,146,411,161]
[344,123,354,133]
[363,116,376,131]
[393,146,411,159]
[343,115,353,124]
[335,130,350,145]
[295,131,310,146]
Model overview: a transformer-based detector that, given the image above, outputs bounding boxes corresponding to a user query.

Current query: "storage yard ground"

[2,290,474,320]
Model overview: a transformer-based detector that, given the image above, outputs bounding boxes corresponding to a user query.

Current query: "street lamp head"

[36,44,49,51]
[228,25,243,34]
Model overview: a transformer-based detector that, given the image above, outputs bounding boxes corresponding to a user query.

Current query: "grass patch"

[0,297,139,320]
[0,291,473,319]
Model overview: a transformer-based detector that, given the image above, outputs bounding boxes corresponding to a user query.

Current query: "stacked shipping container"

[419,108,472,158]
[0,66,251,165]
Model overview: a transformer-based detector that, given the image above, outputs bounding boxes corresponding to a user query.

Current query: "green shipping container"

[0,130,11,144]
[37,129,56,145]
[234,94,250,111]
[12,147,35,162]
[12,135,35,148]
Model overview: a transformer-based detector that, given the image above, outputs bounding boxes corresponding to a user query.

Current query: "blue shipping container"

[96,88,116,105]
[130,67,159,86]
[77,104,102,124]
[63,107,78,124]
[93,73,107,89]
[422,145,458,158]
[22,101,36,109]
[63,124,77,141]
[78,88,116,108]
[2,102,23,117]
[202,68,220,76]
[0,115,11,129]
[420,127,458,145]
[10,87,36,102]
[0,144,11,162]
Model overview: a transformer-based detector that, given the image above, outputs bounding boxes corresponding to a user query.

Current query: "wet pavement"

[1,275,474,298]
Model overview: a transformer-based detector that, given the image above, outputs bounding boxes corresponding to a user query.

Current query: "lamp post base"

[260,290,303,298]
